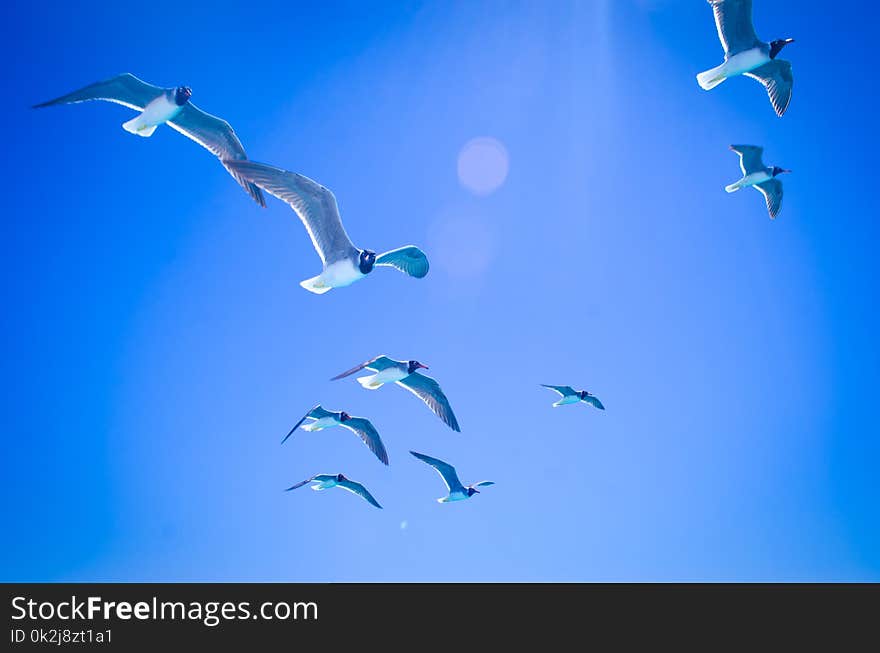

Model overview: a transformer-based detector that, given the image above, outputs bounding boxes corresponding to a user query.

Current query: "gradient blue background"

[3,0,878,581]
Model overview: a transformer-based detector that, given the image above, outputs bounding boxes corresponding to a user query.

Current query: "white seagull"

[331,355,460,432]
[285,473,382,509]
[696,0,795,116]
[282,404,389,465]
[410,451,494,503]
[725,145,790,218]
[540,384,605,410]
[224,160,429,294]
[33,73,265,206]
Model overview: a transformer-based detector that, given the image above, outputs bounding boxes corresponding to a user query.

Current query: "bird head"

[358,249,377,274]
[174,86,193,106]
[407,360,429,374]
[339,411,351,422]
[336,473,347,482]
[769,38,794,59]
[467,487,480,497]
[771,166,792,177]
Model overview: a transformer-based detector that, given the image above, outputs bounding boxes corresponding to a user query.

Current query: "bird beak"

[782,169,792,174]
[786,38,795,44]
[418,363,429,370]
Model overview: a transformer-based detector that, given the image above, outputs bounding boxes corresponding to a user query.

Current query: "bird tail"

[725,180,743,193]
[122,117,157,137]
[356,375,384,390]
[299,274,332,294]
[696,63,728,90]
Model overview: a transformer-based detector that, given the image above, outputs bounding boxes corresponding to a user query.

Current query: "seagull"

[541,384,605,410]
[331,355,460,432]
[696,0,795,116]
[410,451,494,503]
[285,473,382,509]
[725,145,789,218]
[33,73,265,206]
[282,404,389,465]
[224,160,429,294]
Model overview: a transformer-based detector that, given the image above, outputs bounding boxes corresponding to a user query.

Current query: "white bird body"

[121,91,182,137]
[697,47,769,90]
[301,416,338,431]
[439,490,471,503]
[725,170,771,193]
[301,259,365,294]
[311,478,338,490]
[357,367,409,390]
[553,395,582,407]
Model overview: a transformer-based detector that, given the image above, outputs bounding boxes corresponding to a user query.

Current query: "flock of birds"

[33,0,795,509]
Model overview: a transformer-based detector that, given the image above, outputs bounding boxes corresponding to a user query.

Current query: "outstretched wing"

[396,373,461,432]
[282,404,334,444]
[225,160,358,264]
[285,475,314,491]
[541,384,577,398]
[340,417,390,465]
[375,246,429,278]
[410,451,464,493]
[167,104,265,206]
[330,355,397,381]
[33,72,163,112]
[583,395,606,410]
[754,179,783,219]
[337,479,383,509]
[729,145,765,176]
[745,60,794,117]
[708,0,759,57]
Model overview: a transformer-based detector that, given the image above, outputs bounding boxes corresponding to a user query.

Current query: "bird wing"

[336,479,383,509]
[396,373,461,432]
[285,474,322,491]
[32,72,163,112]
[472,480,495,488]
[583,395,606,410]
[708,0,759,57]
[375,246,430,278]
[541,384,577,398]
[282,404,334,444]
[744,60,794,117]
[166,104,265,207]
[754,179,783,219]
[729,145,765,176]
[224,160,358,265]
[330,355,398,381]
[410,451,464,493]
[340,417,390,465]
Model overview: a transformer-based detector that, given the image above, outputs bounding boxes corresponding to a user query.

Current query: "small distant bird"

[285,473,382,509]
[696,0,795,116]
[282,404,389,465]
[409,451,494,503]
[541,384,605,410]
[33,73,265,206]
[331,356,460,432]
[725,145,789,218]
[224,160,429,294]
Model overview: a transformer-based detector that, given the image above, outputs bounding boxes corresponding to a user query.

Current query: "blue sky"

[2,0,878,581]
